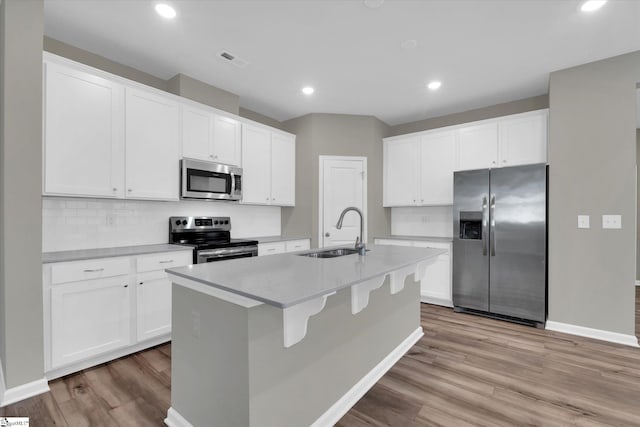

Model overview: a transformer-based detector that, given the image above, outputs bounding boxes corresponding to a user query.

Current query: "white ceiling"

[44,0,640,126]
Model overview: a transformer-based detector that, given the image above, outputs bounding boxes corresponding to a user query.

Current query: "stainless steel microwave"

[180,159,242,201]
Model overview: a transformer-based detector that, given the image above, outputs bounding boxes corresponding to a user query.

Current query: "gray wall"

[239,107,284,130]
[282,114,391,248]
[0,0,44,388]
[167,73,239,115]
[637,128,640,282]
[390,94,549,136]
[548,51,640,336]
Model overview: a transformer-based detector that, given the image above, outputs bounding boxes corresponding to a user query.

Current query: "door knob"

[325,232,330,237]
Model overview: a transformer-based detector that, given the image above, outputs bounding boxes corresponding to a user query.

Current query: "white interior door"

[320,156,366,248]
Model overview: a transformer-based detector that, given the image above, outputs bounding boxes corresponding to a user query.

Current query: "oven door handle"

[197,247,257,257]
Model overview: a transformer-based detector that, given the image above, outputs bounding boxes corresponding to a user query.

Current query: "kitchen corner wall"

[0,0,45,390]
[282,114,391,248]
[42,198,281,252]
[548,51,640,336]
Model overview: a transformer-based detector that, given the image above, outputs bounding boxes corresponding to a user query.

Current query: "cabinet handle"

[272,197,275,201]
[128,189,132,192]
[266,197,270,201]
[209,154,214,158]
[502,159,507,163]
[159,260,174,264]
[124,284,128,288]
[83,268,104,273]
[214,155,218,159]
[139,281,144,285]
[267,248,276,252]
[112,187,117,192]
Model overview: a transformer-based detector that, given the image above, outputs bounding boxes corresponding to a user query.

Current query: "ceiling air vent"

[219,50,249,69]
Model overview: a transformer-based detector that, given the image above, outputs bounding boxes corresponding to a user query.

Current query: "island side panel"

[248,276,421,427]
[171,284,251,427]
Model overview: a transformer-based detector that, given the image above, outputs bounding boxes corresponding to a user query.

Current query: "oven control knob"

[182,220,187,226]
[214,220,219,225]
[175,220,181,226]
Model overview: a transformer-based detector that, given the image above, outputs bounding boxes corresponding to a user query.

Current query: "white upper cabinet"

[182,104,212,161]
[383,136,420,206]
[384,131,454,207]
[456,121,499,171]
[212,115,242,166]
[44,62,125,198]
[456,110,548,171]
[270,133,296,206]
[125,88,181,201]
[241,124,295,206]
[182,105,242,166]
[419,130,456,205]
[498,110,548,167]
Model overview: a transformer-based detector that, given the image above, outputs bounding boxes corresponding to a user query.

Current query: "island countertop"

[166,244,444,308]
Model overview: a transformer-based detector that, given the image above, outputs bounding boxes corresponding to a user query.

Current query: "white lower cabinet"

[44,249,192,376]
[136,270,172,341]
[50,275,131,368]
[258,239,310,256]
[375,238,452,307]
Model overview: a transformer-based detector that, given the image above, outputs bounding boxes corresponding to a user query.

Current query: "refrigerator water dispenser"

[459,211,482,240]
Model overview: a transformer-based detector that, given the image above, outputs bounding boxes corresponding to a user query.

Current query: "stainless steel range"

[169,216,258,264]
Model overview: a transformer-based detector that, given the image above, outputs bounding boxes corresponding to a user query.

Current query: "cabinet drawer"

[285,239,310,252]
[51,257,130,285]
[136,251,192,273]
[258,242,286,256]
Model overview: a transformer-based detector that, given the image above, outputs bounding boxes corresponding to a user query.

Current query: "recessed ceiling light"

[302,86,315,95]
[427,81,442,90]
[364,0,384,9]
[155,3,176,19]
[401,39,418,50]
[580,0,607,12]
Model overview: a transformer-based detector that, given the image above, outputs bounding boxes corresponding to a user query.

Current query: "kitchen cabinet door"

[125,88,181,200]
[50,276,131,368]
[499,110,548,167]
[241,125,272,204]
[456,121,499,171]
[383,137,420,206]
[212,115,242,166]
[44,62,125,198]
[270,133,296,206]
[182,105,213,162]
[136,271,172,342]
[419,130,456,205]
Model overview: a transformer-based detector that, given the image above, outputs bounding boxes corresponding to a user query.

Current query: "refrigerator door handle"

[490,194,496,256]
[481,196,488,255]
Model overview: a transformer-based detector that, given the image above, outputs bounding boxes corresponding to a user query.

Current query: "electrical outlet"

[602,214,622,229]
[577,215,590,229]
[191,310,200,338]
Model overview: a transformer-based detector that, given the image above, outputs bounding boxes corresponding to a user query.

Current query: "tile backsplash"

[43,197,282,252]
[390,206,453,238]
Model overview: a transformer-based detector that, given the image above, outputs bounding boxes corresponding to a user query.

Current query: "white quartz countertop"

[42,244,192,264]
[375,235,453,243]
[166,244,445,308]
[250,236,311,244]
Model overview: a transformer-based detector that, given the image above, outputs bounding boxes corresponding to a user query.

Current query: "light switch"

[602,214,622,229]
[577,215,590,229]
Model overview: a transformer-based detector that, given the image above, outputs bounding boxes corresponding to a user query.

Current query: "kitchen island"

[164,245,444,427]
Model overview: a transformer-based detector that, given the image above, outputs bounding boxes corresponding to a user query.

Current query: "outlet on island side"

[191,310,201,339]
[602,214,622,229]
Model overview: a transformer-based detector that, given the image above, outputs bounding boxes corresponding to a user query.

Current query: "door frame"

[318,155,368,248]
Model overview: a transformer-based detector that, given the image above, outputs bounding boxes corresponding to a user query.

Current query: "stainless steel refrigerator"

[452,163,547,326]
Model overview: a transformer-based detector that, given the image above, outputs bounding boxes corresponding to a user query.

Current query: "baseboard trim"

[0,361,49,407]
[420,294,453,308]
[310,326,424,427]
[546,320,639,348]
[164,407,194,427]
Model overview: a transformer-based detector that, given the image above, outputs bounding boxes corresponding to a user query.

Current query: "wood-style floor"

[2,293,640,426]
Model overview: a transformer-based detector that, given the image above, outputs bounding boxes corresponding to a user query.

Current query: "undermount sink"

[299,248,368,258]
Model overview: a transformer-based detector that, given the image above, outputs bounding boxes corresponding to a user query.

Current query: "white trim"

[545,320,639,348]
[164,407,194,427]
[420,295,454,308]
[310,326,423,427]
[0,361,49,407]
[318,155,368,248]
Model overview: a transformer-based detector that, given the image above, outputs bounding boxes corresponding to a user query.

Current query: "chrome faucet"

[336,206,366,256]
